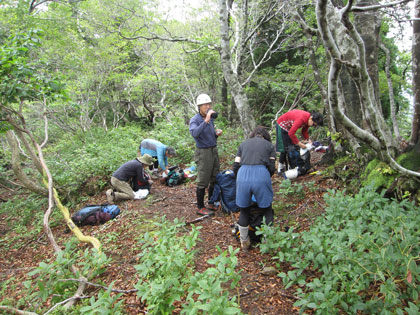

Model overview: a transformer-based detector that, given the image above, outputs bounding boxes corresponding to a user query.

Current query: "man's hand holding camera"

[205,109,217,123]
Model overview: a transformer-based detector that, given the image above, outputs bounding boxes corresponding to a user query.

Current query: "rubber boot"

[207,185,217,211]
[196,187,206,209]
[208,185,215,201]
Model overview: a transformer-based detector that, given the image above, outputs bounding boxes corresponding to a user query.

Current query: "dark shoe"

[196,207,214,216]
[207,203,218,211]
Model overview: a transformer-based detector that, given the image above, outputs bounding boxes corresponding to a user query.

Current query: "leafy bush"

[134,218,242,314]
[259,187,420,314]
[23,239,111,312]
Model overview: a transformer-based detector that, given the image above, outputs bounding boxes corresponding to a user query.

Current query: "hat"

[138,154,154,166]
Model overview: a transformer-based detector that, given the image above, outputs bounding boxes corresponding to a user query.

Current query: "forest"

[1,0,420,314]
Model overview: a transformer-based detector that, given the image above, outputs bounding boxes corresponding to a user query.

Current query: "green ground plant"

[259,187,420,314]
[18,238,112,313]
[134,218,242,314]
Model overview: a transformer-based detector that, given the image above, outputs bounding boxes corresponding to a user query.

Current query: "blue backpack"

[71,204,120,226]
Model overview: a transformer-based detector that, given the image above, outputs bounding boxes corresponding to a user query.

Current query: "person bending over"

[233,126,276,250]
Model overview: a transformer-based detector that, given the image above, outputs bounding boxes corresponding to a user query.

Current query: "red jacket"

[277,110,310,144]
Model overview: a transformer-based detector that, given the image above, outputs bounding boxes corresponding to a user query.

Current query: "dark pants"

[194,146,219,208]
[238,205,274,228]
[148,158,159,171]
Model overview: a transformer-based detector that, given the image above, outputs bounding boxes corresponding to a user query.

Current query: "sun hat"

[138,154,154,166]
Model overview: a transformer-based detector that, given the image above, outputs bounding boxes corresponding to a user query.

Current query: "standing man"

[106,153,154,203]
[189,93,222,216]
[140,139,176,176]
[276,110,323,172]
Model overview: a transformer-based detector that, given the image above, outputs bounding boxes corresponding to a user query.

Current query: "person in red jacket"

[276,110,323,172]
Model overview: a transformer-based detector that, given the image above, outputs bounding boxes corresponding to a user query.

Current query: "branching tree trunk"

[316,0,420,178]
[5,130,47,195]
[218,0,256,136]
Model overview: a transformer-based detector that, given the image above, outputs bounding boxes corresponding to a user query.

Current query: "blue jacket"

[140,139,168,170]
[189,113,217,148]
[209,170,239,213]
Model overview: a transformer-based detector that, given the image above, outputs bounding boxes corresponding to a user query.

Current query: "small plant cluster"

[16,238,120,314]
[259,187,420,314]
[134,218,242,314]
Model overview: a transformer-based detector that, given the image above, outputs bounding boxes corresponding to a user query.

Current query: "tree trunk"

[354,0,381,112]
[410,0,420,150]
[218,0,256,136]
[5,131,47,195]
[380,43,401,140]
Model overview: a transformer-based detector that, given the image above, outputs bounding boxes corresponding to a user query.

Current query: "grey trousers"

[111,176,134,200]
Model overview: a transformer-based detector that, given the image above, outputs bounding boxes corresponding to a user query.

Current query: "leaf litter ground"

[0,152,336,314]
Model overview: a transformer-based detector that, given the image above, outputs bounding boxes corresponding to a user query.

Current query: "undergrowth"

[259,187,420,314]
[2,218,243,314]
[135,218,242,314]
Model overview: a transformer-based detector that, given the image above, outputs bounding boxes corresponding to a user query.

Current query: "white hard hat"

[196,94,212,106]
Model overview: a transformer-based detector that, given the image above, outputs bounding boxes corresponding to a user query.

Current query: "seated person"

[106,153,154,203]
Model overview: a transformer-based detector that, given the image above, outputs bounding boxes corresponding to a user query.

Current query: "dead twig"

[279,291,301,300]
[43,295,90,315]
[0,305,38,315]
[288,198,312,215]
[58,278,138,293]
[185,215,211,225]
[152,196,167,203]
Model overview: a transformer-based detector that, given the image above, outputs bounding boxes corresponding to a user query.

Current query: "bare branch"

[59,278,138,293]
[351,0,412,12]
[43,295,90,315]
[0,305,38,315]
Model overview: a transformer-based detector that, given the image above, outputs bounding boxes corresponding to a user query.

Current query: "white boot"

[239,225,251,250]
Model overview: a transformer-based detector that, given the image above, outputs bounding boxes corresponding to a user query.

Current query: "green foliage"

[277,180,305,199]
[80,284,124,315]
[361,159,396,191]
[0,195,47,251]
[134,218,242,314]
[260,187,420,314]
[23,238,111,312]
[182,246,242,314]
[0,29,66,107]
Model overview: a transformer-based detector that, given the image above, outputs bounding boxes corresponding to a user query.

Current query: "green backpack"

[166,167,185,187]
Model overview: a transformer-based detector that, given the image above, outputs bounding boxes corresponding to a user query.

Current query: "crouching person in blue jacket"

[233,126,276,250]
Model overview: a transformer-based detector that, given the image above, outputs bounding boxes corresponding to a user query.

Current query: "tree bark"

[218,0,256,136]
[410,0,420,149]
[380,43,401,140]
[316,0,419,178]
[5,131,47,195]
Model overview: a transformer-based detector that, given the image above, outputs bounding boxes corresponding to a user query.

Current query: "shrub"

[134,218,242,314]
[259,187,420,314]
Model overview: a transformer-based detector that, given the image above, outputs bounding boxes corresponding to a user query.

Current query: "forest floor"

[0,152,338,314]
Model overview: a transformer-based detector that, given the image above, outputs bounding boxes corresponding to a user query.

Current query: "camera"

[211,112,218,119]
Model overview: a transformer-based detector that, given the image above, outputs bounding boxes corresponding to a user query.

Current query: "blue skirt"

[236,165,273,208]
